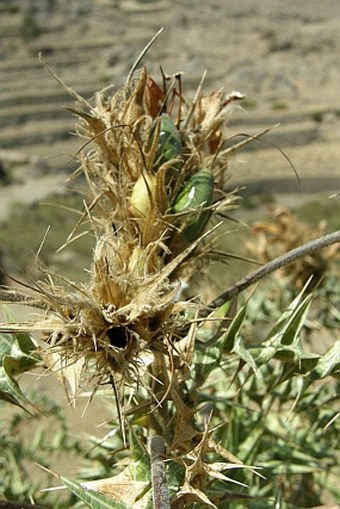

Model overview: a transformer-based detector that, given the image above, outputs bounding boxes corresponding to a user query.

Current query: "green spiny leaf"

[312,340,340,379]
[128,427,150,482]
[280,294,312,346]
[232,335,257,372]
[0,331,13,358]
[219,304,247,354]
[0,363,33,412]
[196,299,232,342]
[1,308,38,376]
[195,342,220,384]
[271,294,312,347]
[265,286,312,344]
[167,460,185,498]
[256,294,312,367]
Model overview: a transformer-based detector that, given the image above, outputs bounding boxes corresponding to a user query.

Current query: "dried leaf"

[61,476,130,509]
[82,474,149,507]
[143,76,165,118]
[175,482,217,508]
[40,350,85,402]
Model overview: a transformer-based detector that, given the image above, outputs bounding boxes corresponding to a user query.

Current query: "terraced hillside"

[1,0,340,220]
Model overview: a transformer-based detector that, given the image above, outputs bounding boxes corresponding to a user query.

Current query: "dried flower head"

[0,64,244,411]
[247,204,339,289]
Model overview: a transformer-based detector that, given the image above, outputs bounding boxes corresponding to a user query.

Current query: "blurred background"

[1,0,340,200]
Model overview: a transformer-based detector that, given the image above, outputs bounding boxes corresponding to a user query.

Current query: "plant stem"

[209,230,340,309]
[149,434,170,509]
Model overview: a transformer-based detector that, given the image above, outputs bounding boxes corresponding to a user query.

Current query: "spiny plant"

[0,35,339,508]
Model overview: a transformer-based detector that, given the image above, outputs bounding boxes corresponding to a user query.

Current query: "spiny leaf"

[194,299,234,382]
[0,364,33,412]
[128,427,151,482]
[176,482,218,508]
[269,293,312,347]
[219,304,247,354]
[80,474,151,509]
[273,352,320,387]
[0,310,39,377]
[1,307,37,352]
[2,347,38,376]
[11,331,36,356]
[265,287,312,345]
[196,299,232,342]
[312,340,340,379]
[261,460,321,475]
[232,335,257,372]
[279,294,312,346]
[195,343,220,383]
[79,430,152,508]
[61,476,131,509]
[0,331,13,358]
[0,322,38,411]
[167,460,185,498]
[256,294,313,366]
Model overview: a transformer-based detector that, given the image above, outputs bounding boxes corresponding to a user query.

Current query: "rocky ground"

[0,0,340,220]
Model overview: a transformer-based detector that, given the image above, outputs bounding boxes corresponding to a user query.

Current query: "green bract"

[155,113,182,167]
[172,169,214,242]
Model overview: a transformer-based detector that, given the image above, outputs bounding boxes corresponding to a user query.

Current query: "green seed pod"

[155,114,182,167]
[172,169,214,243]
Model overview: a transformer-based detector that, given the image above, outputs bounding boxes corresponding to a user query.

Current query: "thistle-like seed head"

[0,65,244,405]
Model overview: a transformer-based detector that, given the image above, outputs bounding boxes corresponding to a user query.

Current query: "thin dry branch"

[209,230,340,309]
[0,288,45,309]
[126,27,164,86]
